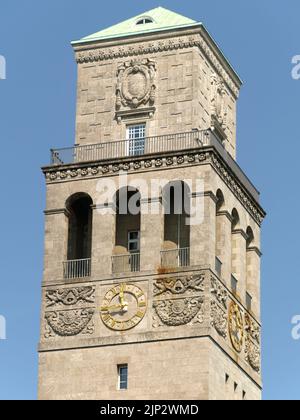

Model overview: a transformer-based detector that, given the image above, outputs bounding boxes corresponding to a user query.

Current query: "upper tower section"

[72,7,242,159]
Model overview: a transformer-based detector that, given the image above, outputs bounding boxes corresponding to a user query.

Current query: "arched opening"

[113,187,141,273]
[215,190,225,277]
[64,193,93,278]
[246,226,255,310]
[162,181,190,268]
[231,208,240,292]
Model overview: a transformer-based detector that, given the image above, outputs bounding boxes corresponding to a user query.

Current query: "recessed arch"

[66,193,93,261]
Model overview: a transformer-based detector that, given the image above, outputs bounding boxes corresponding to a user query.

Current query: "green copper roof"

[72,7,200,44]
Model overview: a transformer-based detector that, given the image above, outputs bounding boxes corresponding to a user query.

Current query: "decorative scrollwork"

[153,297,204,327]
[211,300,227,338]
[245,314,261,372]
[211,276,228,308]
[154,274,205,297]
[45,287,95,308]
[116,59,156,109]
[45,309,94,337]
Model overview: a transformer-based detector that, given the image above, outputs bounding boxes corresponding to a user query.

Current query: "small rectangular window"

[127,124,146,156]
[118,365,128,390]
[231,275,238,294]
[234,382,238,392]
[225,374,229,384]
[246,293,252,311]
[243,391,247,400]
[215,257,222,278]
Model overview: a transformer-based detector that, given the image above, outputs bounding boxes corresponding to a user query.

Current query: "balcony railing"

[161,248,190,269]
[112,253,140,274]
[51,130,210,166]
[63,258,91,279]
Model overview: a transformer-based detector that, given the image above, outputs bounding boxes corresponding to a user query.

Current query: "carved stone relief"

[245,314,261,373]
[44,309,95,338]
[211,73,228,127]
[153,274,205,328]
[211,300,227,338]
[116,59,156,109]
[211,276,228,308]
[45,286,95,308]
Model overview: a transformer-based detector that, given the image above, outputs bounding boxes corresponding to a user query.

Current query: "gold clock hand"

[101,304,124,312]
[119,283,125,306]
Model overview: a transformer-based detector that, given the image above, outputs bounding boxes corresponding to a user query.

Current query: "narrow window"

[118,365,128,390]
[127,124,146,156]
[243,391,247,400]
[225,374,229,384]
[234,382,238,392]
[136,17,154,25]
[231,275,238,294]
[246,292,252,311]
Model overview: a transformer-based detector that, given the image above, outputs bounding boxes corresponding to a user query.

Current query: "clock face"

[100,283,147,331]
[228,301,244,353]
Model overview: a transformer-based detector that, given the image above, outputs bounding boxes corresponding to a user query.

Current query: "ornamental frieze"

[75,34,240,98]
[44,150,264,225]
[245,314,261,373]
[154,274,205,297]
[46,286,95,308]
[211,300,227,338]
[116,59,156,109]
[153,297,204,327]
[211,276,228,308]
[44,309,94,338]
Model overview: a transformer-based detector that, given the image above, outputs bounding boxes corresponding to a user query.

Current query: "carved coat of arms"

[116,59,156,109]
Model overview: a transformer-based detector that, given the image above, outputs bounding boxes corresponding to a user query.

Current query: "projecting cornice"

[42,147,266,227]
[73,29,241,99]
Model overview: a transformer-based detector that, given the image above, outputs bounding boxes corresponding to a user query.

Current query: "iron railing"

[112,253,140,274]
[63,258,91,279]
[161,248,190,269]
[51,131,210,165]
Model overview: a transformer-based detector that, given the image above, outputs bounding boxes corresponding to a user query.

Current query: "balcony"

[51,130,209,165]
[112,253,140,274]
[161,248,190,269]
[49,129,260,202]
[63,258,91,279]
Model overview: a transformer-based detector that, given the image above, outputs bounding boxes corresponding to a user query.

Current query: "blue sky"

[0,0,299,400]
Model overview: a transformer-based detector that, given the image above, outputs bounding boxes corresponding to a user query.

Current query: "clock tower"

[39,7,265,400]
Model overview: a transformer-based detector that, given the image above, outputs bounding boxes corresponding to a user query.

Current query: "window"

[231,275,238,294]
[234,382,238,392]
[136,17,154,25]
[246,292,252,311]
[215,257,222,278]
[118,365,128,390]
[128,231,140,253]
[127,124,146,156]
[243,391,247,400]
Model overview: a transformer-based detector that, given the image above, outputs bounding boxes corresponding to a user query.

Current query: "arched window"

[231,208,240,292]
[162,181,190,268]
[215,190,225,277]
[64,193,93,278]
[66,193,93,260]
[136,17,154,25]
[113,187,141,273]
[246,226,255,310]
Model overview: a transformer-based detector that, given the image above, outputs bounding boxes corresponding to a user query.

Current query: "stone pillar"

[140,197,164,272]
[43,209,69,282]
[216,211,232,287]
[246,247,262,318]
[231,229,247,304]
[92,203,115,278]
[190,192,216,268]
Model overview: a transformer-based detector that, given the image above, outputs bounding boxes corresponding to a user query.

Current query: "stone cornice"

[42,147,265,227]
[232,228,248,241]
[74,30,241,99]
[247,246,262,258]
[216,210,233,223]
[44,208,70,217]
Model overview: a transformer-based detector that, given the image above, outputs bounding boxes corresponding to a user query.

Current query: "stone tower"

[39,7,265,400]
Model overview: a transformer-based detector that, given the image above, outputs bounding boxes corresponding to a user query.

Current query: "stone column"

[216,210,232,287]
[43,209,69,282]
[246,247,262,318]
[190,192,216,268]
[231,229,247,304]
[91,203,115,278]
[140,197,164,272]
